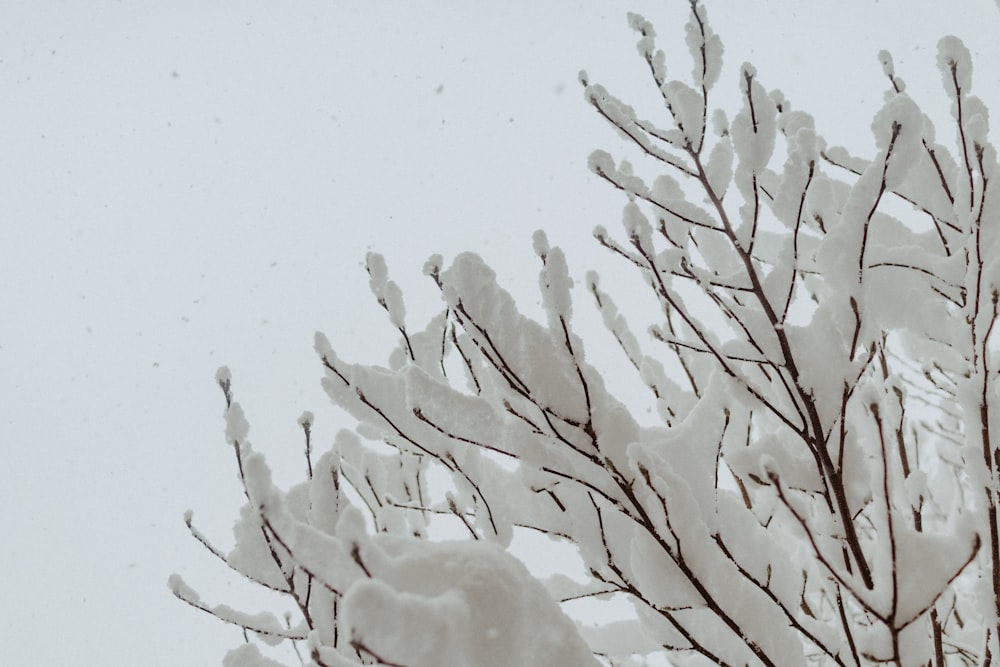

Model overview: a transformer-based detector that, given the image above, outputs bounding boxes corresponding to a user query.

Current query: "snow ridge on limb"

[340,539,600,667]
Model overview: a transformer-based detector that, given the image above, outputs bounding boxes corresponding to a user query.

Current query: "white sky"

[2,1,998,664]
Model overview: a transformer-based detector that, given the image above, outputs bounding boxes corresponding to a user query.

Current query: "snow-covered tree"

[173,3,1000,665]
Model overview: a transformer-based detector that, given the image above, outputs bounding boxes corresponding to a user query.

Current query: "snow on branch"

[176,3,1000,665]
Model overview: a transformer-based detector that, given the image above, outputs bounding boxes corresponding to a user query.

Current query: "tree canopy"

[174,3,999,665]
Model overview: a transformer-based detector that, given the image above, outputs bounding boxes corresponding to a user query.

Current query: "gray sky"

[2,1,998,664]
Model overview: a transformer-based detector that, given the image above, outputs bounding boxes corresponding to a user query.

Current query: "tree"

[171,2,999,665]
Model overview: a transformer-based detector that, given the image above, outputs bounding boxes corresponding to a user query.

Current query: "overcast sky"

[3,2,999,664]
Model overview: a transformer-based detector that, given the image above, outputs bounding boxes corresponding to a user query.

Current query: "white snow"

[937,35,973,100]
[340,538,600,667]
[223,644,289,667]
[224,401,250,446]
[730,63,777,175]
[686,2,723,91]
[661,80,705,148]
[215,365,232,385]
[871,93,923,189]
[535,233,575,326]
